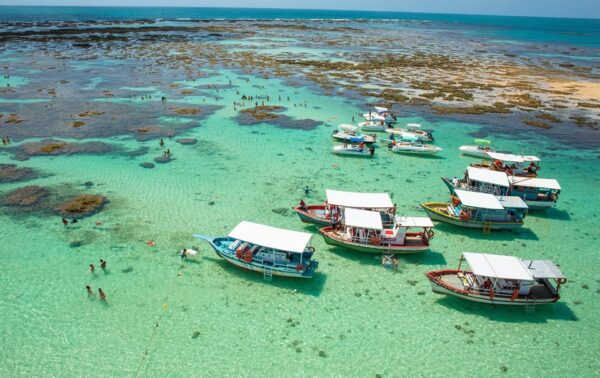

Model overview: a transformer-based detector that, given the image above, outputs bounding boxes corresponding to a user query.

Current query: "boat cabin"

[508,176,561,203]
[325,189,395,225]
[341,208,432,246]
[457,252,566,300]
[485,152,541,176]
[452,167,510,196]
[450,189,528,222]
[227,221,314,267]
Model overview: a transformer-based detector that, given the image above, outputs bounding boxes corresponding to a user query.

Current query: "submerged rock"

[176,138,198,145]
[0,164,38,183]
[4,185,50,207]
[57,194,107,217]
[10,139,114,161]
[154,155,172,164]
[140,162,155,169]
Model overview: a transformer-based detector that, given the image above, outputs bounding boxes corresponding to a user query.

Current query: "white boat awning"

[228,221,311,254]
[374,106,388,113]
[467,166,510,187]
[495,196,529,209]
[463,252,534,281]
[486,152,540,163]
[406,123,421,129]
[395,216,434,228]
[339,123,358,132]
[344,208,383,230]
[509,176,561,190]
[522,260,566,279]
[326,189,393,209]
[454,189,503,210]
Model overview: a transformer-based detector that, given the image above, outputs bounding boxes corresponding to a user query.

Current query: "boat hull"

[332,134,375,145]
[420,202,524,230]
[332,146,374,157]
[389,146,441,155]
[292,205,334,227]
[319,227,429,254]
[426,270,559,305]
[459,146,494,158]
[524,200,555,210]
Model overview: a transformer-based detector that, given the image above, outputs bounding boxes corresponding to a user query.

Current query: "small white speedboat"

[459,139,496,158]
[333,124,376,144]
[362,107,396,123]
[388,141,442,155]
[386,124,433,142]
[333,144,375,157]
[358,120,387,132]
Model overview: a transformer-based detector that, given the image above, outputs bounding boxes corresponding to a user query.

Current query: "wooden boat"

[426,252,566,306]
[332,124,376,145]
[194,221,318,279]
[459,139,496,158]
[508,176,561,210]
[358,120,387,132]
[319,208,434,254]
[293,189,395,227]
[386,123,433,142]
[388,141,442,155]
[421,189,528,230]
[471,152,541,177]
[442,167,560,210]
[332,143,375,157]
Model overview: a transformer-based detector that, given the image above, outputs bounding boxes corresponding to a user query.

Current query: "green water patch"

[0,75,29,88]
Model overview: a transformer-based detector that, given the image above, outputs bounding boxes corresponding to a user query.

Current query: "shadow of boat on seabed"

[433,295,578,323]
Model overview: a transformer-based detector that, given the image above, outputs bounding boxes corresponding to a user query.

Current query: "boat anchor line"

[135,306,166,377]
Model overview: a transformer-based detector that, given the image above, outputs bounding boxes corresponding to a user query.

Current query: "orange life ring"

[494,160,502,168]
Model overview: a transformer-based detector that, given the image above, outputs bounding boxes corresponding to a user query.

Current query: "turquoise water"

[1,9,600,377]
[1,68,599,376]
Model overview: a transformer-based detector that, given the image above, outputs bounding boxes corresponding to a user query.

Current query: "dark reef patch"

[3,185,50,208]
[176,138,198,145]
[56,194,108,218]
[7,139,116,161]
[236,106,321,130]
[0,163,39,183]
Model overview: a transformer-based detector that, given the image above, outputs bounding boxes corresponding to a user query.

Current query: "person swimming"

[62,217,69,226]
[304,185,310,195]
[71,219,78,224]
[160,138,164,147]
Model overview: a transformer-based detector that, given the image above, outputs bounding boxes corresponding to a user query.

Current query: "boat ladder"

[525,299,536,313]
[482,221,492,234]
[263,264,273,281]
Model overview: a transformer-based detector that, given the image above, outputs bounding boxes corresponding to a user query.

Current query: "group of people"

[382,254,400,271]
[62,217,78,226]
[86,285,106,301]
[2,136,10,145]
[87,259,108,300]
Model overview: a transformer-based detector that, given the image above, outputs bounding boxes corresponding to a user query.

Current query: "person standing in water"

[159,138,164,147]
[62,217,69,226]
[89,263,95,273]
[100,259,107,271]
[98,288,106,301]
[304,185,310,195]
[86,285,94,296]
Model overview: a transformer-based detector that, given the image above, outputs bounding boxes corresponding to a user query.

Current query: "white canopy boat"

[333,143,375,157]
[421,189,528,230]
[293,189,395,227]
[332,124,376,145]
[426,252,566,306]
[386,123,433,142]
[459,139,496,158]
[319,208,434,254]
[194,221,319,279]
[442,167,561,210]
[472,152,541,177]
[358,120,388,132]
[508,176,561,210]
[388,141,443,155]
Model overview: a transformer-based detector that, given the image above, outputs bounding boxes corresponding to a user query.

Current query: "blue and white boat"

[332,124,376,145]
[194,221,319,279]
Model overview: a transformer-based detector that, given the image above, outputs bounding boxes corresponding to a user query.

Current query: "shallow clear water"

[1,65,599,377]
